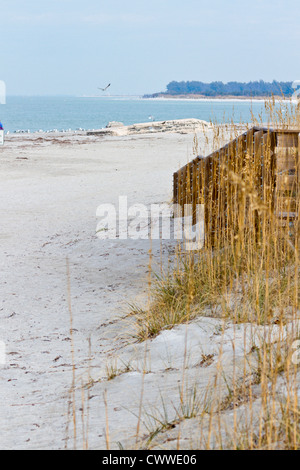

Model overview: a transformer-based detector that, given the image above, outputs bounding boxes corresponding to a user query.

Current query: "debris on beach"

[88,118,212,137]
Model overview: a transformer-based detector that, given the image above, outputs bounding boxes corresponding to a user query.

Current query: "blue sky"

[0,0,299,95]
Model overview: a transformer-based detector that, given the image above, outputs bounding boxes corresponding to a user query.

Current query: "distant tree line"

[145,80,294,97]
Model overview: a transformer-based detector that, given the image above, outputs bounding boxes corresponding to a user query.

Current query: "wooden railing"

[173,127,299,246]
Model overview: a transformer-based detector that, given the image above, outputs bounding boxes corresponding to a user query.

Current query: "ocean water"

[0,96,271,134]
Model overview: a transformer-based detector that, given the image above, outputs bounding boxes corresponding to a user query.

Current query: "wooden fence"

[173,127,299,246]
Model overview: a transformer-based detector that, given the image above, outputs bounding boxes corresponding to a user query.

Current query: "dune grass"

[67,98,299,450]
[127,98,300,449]
[133,97,299,341]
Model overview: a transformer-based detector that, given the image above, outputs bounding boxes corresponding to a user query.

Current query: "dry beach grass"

[124,98,300,449]
[0,102,299,450]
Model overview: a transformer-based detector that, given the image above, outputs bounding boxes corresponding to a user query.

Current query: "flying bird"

[98,83,111,92]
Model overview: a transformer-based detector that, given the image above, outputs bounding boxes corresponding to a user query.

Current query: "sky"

[0,0,299,96]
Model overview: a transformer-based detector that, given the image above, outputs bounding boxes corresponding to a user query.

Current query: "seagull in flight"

[98,83,111,92]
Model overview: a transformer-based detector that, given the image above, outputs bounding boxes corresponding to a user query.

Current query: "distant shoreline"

[143,94,288,101]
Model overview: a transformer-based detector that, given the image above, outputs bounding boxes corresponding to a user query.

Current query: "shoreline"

[143,94,291,101]
[1,120,245,139]
[0,121,250,145]
[3,97,295,136]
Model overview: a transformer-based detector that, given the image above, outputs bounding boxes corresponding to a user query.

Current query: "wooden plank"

[173,172,178,206]
[197,157,205,205]
[218,147,227,239]
[276,211,297,219]
[277,174,297,190]
[182,165,188,214]
[277,133,299,148]
[192,160,197,225]
[204,156,214,246]
[178,168,183,212]
[262,131,276,208]
[186,162,192,208]
[246,128,254,158]
[254,130,264,199]
[276,156,298,171]
[275,130,299,223]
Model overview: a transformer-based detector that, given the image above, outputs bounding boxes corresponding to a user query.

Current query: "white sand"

[0,130,203,449]
[1,130,298,450]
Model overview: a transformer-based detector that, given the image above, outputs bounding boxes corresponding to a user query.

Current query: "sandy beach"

[1,127,299,450]
[0,129,204,449]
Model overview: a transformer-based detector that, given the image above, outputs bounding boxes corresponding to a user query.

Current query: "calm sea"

[0,96,271,134]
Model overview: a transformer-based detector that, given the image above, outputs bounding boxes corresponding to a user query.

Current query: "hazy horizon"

[4,78,294,98]
[1,0,300,96]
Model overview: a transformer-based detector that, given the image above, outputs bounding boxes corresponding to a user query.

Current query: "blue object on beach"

[0,122,3,130]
